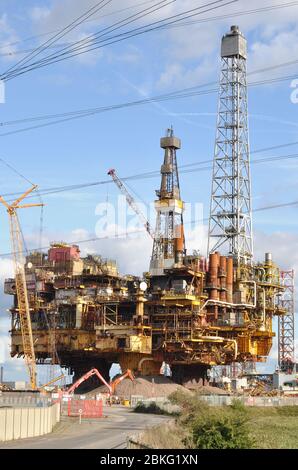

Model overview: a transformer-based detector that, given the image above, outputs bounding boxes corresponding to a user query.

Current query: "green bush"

[169,390,254,449]
[134,401,169,415]
[191,411,254,449]
[169,390,207,419]
[230,398,247,413]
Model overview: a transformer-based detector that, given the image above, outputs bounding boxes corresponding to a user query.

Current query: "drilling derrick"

[208,25,253,266]
[150,127,185,276]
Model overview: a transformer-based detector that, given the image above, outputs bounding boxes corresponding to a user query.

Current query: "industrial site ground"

[133,392,298,449]
[1,393,298,449]
[0,405,169,449]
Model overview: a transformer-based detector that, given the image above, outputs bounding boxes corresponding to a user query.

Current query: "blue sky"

[0,0,298,382]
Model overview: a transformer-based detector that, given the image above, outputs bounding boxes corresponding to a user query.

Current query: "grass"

[137,392,298,449]
[247,406,298,449]
[136,421,186,449]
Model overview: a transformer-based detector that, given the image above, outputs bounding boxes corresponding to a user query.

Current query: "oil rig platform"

[4,26,289,388]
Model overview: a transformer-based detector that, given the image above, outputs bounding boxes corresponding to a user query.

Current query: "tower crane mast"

[0,185,43,390]
[107,169,154,239]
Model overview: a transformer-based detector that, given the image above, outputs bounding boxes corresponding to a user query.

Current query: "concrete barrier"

[0,402,60,442]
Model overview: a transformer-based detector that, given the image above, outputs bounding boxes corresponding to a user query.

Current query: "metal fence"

[130,394,298,408]
[0,395,53,408]
[200,395,298,407]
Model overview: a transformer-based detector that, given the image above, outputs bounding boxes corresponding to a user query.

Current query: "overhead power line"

[2,0,114,78]
[0,0,163,52]
[0,69,297,138]
[1,149,298,203]
[0,0,175,66]
[21,0,177,73]
[1,0,236,81]
[2,1,297,58]
[164,1,298,29]
[0,196,297,259]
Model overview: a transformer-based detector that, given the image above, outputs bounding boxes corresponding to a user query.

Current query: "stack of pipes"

[207,253,235,320]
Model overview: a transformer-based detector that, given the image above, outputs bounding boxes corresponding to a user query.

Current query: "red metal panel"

[49,245,80,262]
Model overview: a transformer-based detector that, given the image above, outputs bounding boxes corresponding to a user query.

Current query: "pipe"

[261,288,266,329]
[136,290,145,318]
[175,224,184,264]
[226,257,233,303]
[219,256,227,301]
[201,280,257,311]
[209,252,219,300]
[228,339,238,360]
[256,267,266,282]
[189,336,238,360]
[138,357,154,372]
[242,280,257,309]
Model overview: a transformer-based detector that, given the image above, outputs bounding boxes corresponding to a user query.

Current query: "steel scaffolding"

[278,270,295,373]
[208,26,253,265]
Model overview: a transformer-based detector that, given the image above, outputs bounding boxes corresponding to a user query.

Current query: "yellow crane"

[0,185,43,390]
[40,373,65,391]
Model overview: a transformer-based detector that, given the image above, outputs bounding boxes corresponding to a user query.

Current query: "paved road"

[0,406,170,449]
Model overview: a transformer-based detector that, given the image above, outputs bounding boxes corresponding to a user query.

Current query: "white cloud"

[23,0,298,88]
[157,57,217,89]
[249,26,298,81]
[254,229,298,271]
[0,257,14,279]
[30,6,51,22]
[0,14,20,63]
[108,44,142,64]
[153,1,298,89]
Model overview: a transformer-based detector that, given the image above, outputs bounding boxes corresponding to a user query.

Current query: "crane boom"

[0,185,43,390]
[67,368,112,395]
[41,373,65,390]
[107,169,154,239]
[110,369,134,394]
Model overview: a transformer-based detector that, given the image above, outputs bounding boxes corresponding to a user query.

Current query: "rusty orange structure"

[4,236,285,387]
[4,132,285,387]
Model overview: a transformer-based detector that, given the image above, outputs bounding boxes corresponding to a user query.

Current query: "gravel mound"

[88,375,189,398]
[186,383,230,395]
